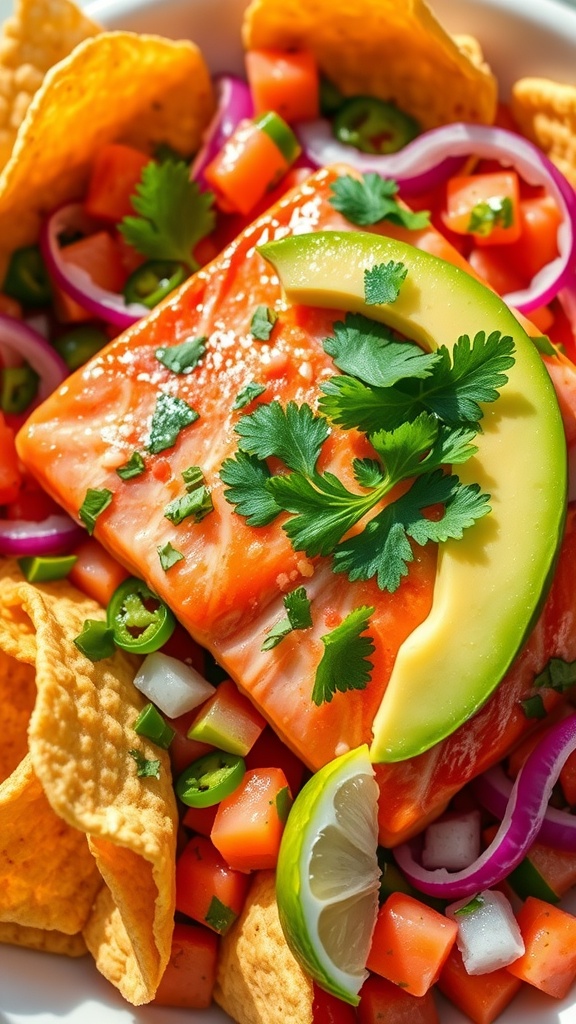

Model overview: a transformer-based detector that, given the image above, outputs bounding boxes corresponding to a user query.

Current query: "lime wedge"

[275,744,380,1004]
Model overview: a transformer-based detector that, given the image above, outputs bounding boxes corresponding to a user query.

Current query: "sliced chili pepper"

[107,576,176,654]
[134,702,176,750]
[123,260,188,309]
[1,363,39,414]
[54,324,109,371]
[2,245,52,307]
[332,96,420,154]
[176,751,246,808]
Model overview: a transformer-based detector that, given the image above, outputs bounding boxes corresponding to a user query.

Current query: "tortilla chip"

[511,77,576,188]
[214,871,314,1024]
[0,0,101,170]
[0,562,179,1004]
[0,920,87,957]
[0,30,215,282]
[242,0,497,130]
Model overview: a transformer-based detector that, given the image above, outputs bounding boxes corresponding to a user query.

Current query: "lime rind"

[276,745,380,1004]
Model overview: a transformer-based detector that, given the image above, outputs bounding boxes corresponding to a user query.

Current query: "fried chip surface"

[0,563,178,1004]
[511,77,576,187]
[214,871,314,1024]
[242,0,497,130]
[0,0,101,170]
[0,920,87,957]
[0,30,215,281]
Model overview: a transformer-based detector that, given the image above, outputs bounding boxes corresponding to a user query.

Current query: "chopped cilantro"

[468,196,513,236]
[312,606,375,705]
[73,619,116,661]
[155,336,206,374]
[329,173,430,229]
[323,313,438,388]
[147,392,199,454]
[251,305,278,341]
[220,451,281,526]
[205,895,237,934]
[116,451,146,480]
[157,541,185,571]
[233,380,267,410]
[534,657,576,692]
[119,160,215,272]
[128,748,161,779]
[364,260,407,305]
[262,586,313,651]
[453,894,485,916]
[520,693,547,720]
[164,477,213,525]
[79,487,113,534]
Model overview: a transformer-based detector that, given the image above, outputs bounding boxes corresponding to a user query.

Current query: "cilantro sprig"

[119,160,215,272]
[312,606,375,705]
[262,586,313,651]
[329,173,430,230]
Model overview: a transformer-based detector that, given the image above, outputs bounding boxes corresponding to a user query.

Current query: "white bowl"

[2,1,576,1023]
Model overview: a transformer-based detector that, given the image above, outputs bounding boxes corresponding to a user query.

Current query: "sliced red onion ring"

[40,203,149,328]
[191,74,254,188]
[297,120,576,314]
[0,313,68,403]
[394,712,576,898]
[0,513,83,556]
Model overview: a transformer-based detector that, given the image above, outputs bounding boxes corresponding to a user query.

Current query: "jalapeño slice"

[333,96,420,155]
[123,260,188,309]
[176,751,246,808]
[107,576,176,654]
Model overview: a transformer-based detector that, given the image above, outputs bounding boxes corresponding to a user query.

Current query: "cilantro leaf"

[268,471,372,557]
[251,305,278,341]
[128,748,161,779]
[235,401,330,476]
[262,586,312,651]
[155,336,206,374]
[312,605,375,705]
[468,196,513,236]
[220,450,281,526]
[164,476,213,525]
[423,331,516,424]
[157,541,185,571]
[116,451,146,480]
[79,488,113,534]
[119,160,215,271]
[353,458,385,488]
[147,393,199,454]
[364,260,407,305]
[534,657,576,692]
[233,381,267,410]
[329,173,430,229]
[323,313,438,387]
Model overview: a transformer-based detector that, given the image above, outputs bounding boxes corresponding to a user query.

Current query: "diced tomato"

[211,766,291,871]
[187,677,267,756]
[358,972,440,1024]
[51,279,94,324]
[548,299,576,364]
[160,624,206,674]
[438,944,522,1024]
[68,537,130,607]
[313,983,358,1023]
[84,143,151,223]
[366,892,457,997]
[182,802,219,837]
[560,748,576,806]
[153,921,218,1008]
[443,171,521,245]
[245,725,307,796]
[0,412,22,505]
[246,49,320,122]
[203,120,291,215]
[527,304,554,334]
[169,710,213,777]
[503,194,562,281]
[60,230,128,294]
[4,479,62,521]
[0,293,23,319]
[507,896,576,997]
[467,244,527,297]
[175,834,250,934]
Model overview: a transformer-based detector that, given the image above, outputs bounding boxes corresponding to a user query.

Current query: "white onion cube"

[133,651,215,719]
[421,811,481,871]
[446,889,525,974]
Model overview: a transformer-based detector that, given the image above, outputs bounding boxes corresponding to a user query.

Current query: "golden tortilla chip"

[0,562,179,1004]
[214,871,314,1024]
[511,77,576,188]
[0,30,215,282]
[242,0,497,130]
[0,0,101,170]
[0,920,87,957]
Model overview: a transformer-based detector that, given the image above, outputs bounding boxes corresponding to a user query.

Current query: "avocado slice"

[259,230,567,762]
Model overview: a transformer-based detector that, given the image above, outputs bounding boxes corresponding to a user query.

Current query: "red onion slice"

[0,513,83,556]
[394,712,576,898]
[297,120,576,314]
[473,759,576,852]
[0,313,68,403]
[191,75,254,188]
[40,203,149,328]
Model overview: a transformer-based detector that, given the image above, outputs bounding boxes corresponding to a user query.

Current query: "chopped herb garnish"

[119,160,215,272]
[468,196,513,237]
[73,618,116,661]
[364,260,407,305]
[155,336,207,374]
[205,895,237,934]
[17,554,77,583]
[250,305,278,341]
[134,703,176,749]
[147,392,199,453]
[520,693,548,720]
[158,541,185,571]
[535,657,576,693]
[128,748,161,779]
[454,894,485,916]
[220,451,281,526]
[164,466,213,524]
[261,586,313,651]
[233,380,267,410]
[312,606,375,705]
[329,173,430,229]
[79,487,113,534]
[531,334,558,357]
[275,786,293,823]
[116,451,146,479]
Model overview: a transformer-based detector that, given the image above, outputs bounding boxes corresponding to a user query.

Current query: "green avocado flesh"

[259,230,567,763]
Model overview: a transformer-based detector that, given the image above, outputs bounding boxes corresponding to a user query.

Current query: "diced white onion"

[133,651,215,719]
[421,811,481,871]
[446,889,525,975]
